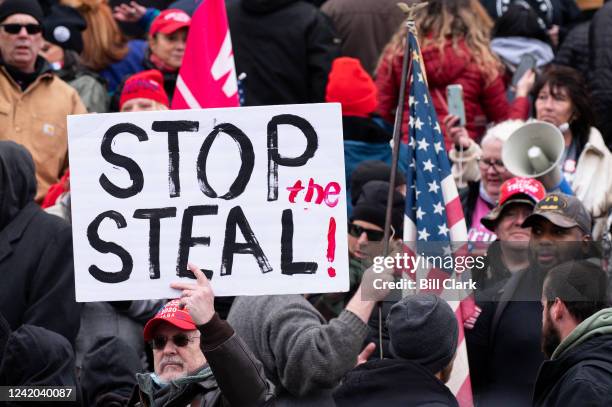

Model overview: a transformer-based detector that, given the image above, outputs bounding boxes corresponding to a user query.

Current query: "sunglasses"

[348,222,385,241]
[150,333,199,350]
[1,24,42,35]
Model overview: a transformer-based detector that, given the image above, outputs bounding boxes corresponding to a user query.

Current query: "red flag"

[172,0,239,109]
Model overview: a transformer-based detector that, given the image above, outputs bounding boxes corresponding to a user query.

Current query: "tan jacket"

[0,65,86,202]
[449,127,612,239]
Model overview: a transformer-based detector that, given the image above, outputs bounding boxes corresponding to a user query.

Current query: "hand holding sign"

[170,263,215,325]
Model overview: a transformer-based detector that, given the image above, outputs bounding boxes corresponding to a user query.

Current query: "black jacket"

[128,315,274,407]
[80,336,143,406]
[589,2,612,148]
[334,358,459,407]
[0,142,80,346]
[554,21,590,82]
[533,334,612,407]
[466,268,546,407]
[0,322,78,395]
[227,0,340,106]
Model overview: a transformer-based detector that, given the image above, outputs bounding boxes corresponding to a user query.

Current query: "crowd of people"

[1,0,612,406]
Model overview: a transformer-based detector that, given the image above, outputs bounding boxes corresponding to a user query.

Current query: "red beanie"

[325,57,378,118]
[120,70,169,110]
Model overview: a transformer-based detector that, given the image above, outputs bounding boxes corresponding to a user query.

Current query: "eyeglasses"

[150,333,199,350]
[0,24,42,35]
[348,222,385,241]
[478,157,506,172]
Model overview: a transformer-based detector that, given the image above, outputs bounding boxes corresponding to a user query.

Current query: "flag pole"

[379,2,427,360]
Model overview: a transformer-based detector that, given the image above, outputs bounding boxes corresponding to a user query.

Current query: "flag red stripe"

[445,196,464,228]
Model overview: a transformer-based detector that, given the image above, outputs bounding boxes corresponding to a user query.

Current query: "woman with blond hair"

[376,0,534,150]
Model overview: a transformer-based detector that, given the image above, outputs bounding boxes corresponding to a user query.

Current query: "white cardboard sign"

[68,103,348,302]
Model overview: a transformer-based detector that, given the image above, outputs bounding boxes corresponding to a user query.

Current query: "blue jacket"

[99,40,147,95]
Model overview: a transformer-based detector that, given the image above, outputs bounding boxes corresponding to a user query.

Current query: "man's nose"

[357,232,368,246]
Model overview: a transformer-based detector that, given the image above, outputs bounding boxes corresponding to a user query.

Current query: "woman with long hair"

[376,0,534,149]
[61,0,147,93]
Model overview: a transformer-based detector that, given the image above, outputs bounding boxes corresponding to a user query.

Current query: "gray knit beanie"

[386,293,459,374]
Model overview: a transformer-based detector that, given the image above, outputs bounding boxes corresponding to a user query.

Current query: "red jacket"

[376,39,529,149]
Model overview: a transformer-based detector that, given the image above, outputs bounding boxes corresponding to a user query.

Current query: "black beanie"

[0,0,44,24]
[386,294,459,375]
[351,180,404,239]
[350,160,406,206]
[42,5,86,53]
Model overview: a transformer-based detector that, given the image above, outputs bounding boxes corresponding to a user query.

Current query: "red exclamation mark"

[326,217,336,277]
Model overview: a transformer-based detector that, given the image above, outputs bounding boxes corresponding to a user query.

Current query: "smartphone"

[511,54,536,87]
[446,84,466,127]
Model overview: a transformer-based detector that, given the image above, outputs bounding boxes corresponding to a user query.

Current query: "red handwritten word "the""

[287,178,341,208]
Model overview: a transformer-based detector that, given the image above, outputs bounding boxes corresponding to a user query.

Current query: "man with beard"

[534,260,612,406]
[466,193,593,407]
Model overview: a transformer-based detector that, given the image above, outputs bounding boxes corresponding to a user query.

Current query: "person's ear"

[552,297,565,322]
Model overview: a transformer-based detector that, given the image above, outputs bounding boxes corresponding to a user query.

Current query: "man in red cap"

[477,177,547,289]
[129,264,273,406]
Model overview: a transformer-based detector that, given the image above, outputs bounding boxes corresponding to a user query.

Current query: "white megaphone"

[502,121,568,191]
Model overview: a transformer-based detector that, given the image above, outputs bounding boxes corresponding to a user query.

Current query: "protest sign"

[68,103,348,301]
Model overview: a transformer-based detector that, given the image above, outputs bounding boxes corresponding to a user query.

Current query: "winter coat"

[226,0,340,106]
[342,115,392,216]
[320,0,409,75]
[227,295,369,406]
[533,309,612,407]
[76,300,163,369]
[0,322,78,391]
[57,51,109,113]
[491,37,554,71]
[0,59,86,202]
[480,0,581,34]
[99,40,147,95]
[111,51,178,111]
[554,21,590,81]
[375,39,529,149]
[334,359,458,407]
[589,2,612,148]
[129,314,275,407]
[466,268,546,406]
[80,336,143,406]
[0,142,80,346]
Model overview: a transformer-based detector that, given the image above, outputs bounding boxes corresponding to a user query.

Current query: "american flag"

[401,32,475,406]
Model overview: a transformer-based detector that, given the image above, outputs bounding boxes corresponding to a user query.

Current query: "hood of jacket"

[491,37,554,68]
[333,358,458,407]
[534,330,612,405]
[0,324,77,386]
[0,141,36,232]
[241,0,298,14]
[552,308,612,360]
[80,336,143,405]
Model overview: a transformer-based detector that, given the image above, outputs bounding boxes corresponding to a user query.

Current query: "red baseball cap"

[481,177,546,231]
[149,9,191,36]
[143,299,196,341]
